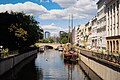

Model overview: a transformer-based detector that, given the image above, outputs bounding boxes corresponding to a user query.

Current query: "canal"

[1,49,90,80]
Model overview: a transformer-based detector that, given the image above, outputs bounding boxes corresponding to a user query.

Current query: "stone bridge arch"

[36,43,60,49]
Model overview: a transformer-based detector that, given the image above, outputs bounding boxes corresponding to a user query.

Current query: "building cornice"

[97,0,103,4]
[106,35,120,39]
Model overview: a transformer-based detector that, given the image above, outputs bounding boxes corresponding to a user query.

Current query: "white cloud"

[40,0,98,20]
[40,0,50,3]
[52,0,98,8]
[0,1,98,35]
[0,2,47,15]
[0,1,98,20]
[41,23,68,35]
[52,0,76,8]
[42,23,61,30]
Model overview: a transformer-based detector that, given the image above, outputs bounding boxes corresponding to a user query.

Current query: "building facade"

[77,24,85,46]
[72,26,78,45]
[45,31,50,38]
[85,21,92,46]
[106,0,120,53]
[90,16,98,48]
[97,0,107,49]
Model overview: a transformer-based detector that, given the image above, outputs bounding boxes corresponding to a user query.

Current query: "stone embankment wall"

[79,49,120,80]
[0,50,37,76]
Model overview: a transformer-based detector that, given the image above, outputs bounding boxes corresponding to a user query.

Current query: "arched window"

[110,41,112,52]
[107,41,109,51]
[116,40,119,53]
[113,41,115,52]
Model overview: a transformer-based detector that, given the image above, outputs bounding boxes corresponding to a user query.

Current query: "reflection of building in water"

[44,31,50,38]
[64,62,74,80]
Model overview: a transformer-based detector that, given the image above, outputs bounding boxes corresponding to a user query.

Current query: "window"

[107,41,109,50]
[114,22,116,36]
[113,3,115,28]
[110,5,112,15]
[117,0,119,11]
[116,40,119,53]
[113,3,115,13]
[110,41,112,52]
[117,23,119,35]
[113,41,115,51]
[108,8,109,17]
[111,25,112,36]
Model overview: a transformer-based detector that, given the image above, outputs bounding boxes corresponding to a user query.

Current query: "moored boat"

[38,46,45,52]
[58,44,63,51]
[63,50,79,63]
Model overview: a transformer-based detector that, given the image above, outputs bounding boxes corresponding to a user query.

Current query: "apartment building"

[97,0,106,49]
[90,16,98,48]
[77,24,85,46]
[106,0,120,53]
[72,26,78,45]
[85,21,92,46]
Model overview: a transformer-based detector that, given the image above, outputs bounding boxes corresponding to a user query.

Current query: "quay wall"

[79,50,120,80]
[0,50,37,76]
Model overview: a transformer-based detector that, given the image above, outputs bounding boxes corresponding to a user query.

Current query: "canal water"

[1,49,90,80]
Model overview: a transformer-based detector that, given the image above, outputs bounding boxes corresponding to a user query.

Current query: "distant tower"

[45,31,50,38]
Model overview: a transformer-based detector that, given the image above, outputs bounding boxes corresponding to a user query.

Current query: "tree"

[59,32,68,44]
[49,38,54,43]
[40,38,54,43]
[0,12,44,50]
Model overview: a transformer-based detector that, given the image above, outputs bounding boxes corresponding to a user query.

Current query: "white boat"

[58,46,63,51]
[39,46,45,52]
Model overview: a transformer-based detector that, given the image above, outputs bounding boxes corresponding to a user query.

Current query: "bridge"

[36,43,61,49]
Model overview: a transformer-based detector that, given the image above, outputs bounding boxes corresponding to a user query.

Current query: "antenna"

[68,15,71,43]
[71,14,73,30]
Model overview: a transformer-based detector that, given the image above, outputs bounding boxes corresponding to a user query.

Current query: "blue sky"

[0,0,98,36]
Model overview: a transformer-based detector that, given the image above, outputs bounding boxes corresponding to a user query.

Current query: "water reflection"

[0,54,38,80]
[64,62,89,80]
[35,49,90,80]
[1,49,90,80]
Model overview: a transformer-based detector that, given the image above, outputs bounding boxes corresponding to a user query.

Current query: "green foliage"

[0,48,9,57]
[34,43,40,48]
[40,38,54,43]
[59,32,68,44]
[8,24,27,41]
[49,38,54,43]
[0,12,44,50]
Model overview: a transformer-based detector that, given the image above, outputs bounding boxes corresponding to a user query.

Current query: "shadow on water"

[0,54,42,80]
[1,49,90,80]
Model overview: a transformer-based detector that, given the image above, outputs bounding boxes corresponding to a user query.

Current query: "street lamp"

[0,45,3,58]
[0,46,3,49]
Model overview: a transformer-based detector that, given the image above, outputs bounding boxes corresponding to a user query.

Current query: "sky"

[0,0,98,36]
